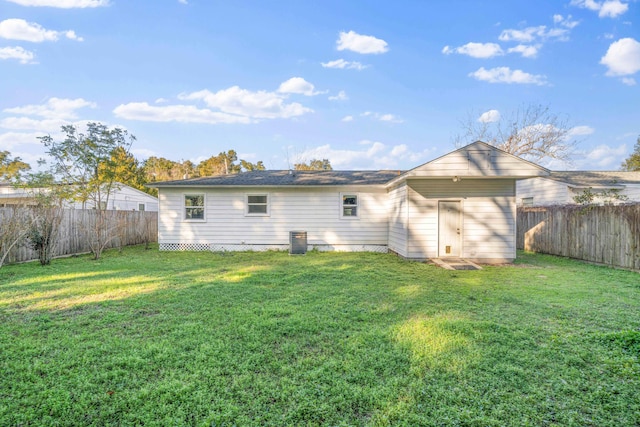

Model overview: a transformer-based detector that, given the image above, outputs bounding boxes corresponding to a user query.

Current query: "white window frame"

[521,197,533,207]
[340,192,359,219]
[245,193,270,216]
[138,203,146,211]
[184,193,206,221]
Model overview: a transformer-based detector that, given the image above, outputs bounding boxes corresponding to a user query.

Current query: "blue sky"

[1,0,638,172]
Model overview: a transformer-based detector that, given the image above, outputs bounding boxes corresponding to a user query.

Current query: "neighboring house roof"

[148,170,404,187]
[546,171,640,189]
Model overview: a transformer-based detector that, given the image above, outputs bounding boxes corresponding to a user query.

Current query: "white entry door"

[438,201,461,257]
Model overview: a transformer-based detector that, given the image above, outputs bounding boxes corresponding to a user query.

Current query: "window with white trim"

[138,203,146,211]
[184,194,205,220]
[341,193,358,218]
[246,194,269,216]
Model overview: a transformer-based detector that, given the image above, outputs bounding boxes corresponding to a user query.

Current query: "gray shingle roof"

[548,171,640,188]
[148,170,404,187]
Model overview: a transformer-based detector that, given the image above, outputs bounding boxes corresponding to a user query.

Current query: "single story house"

[0,182,158,211]
[516,171,640,206]
[149,141,549,263]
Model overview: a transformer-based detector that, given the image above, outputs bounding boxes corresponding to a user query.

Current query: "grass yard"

[0,246,639,426]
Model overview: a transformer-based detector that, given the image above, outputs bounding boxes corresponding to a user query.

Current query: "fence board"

[1,208,157,264]
[517,204,640,271]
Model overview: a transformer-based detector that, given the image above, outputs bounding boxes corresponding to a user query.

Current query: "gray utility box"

[289,231,307,255]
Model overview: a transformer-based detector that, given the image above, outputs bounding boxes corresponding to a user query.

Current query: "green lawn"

[0,246,639,426]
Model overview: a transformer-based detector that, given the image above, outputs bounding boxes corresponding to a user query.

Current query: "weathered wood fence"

[1,208,157,264]
[517,204,640,271]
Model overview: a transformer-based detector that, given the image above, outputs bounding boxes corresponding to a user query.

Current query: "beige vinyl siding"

[406,179,516,261]
[516,178,570,206]
[158,186,389,247]
[405,144,547,178]
[387,183,408,256]
[622,184,640,202]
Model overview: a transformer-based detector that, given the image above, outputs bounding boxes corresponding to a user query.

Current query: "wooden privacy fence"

[517,204,640,271]
[1,208,157,264]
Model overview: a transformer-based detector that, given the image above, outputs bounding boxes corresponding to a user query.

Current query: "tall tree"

[621,136,640,171]
[0,150,31,181]
[99,146,147,192]
[197,150,241,176]
[455,104,577,164]
[143,157,197,183]
[294,158,333,170]
[39,122,136,259]
[240,159,266,171]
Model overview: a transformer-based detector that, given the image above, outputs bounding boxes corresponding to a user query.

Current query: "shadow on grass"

[1,246,639,426]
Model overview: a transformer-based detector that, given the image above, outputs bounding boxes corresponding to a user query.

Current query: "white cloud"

[469,67,548,85]
[180,84,313,119]
[336,30,388,54]
[0,46,35,64]
[178,0,187,3]
[360,111,404,123]
[3,97,96,119]
[507,44,540,58]
[600,38,640,76]
[341,115,354,122]
[277,77,321,96]
[567,125,595,138]
[295,141,436,169]
[442,42,504,58]
[378,114,403,123]
[570,0,629,18]
[0,19,83,42]
[5,0,109,7]
[499,26,569,43]
[0,131,44,150]
[321,59,367,70]
[113,102,252,124]
[478,109,501,123]
[574,143,628,169]
[0,117,71,131]
[553,14,580,29]
[328,91,348,101]
[621,77,637,85]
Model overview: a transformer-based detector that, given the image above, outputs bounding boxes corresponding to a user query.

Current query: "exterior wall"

[406,179,516,262]
[0,183,158,211]
[516,178,570,206]
[517,178,640,206]
[107,185,159,211]
[387,183,408,257]
[157,186,389,251]
[406,143,548,178]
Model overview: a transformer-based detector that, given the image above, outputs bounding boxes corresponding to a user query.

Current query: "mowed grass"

[0,246,639,426]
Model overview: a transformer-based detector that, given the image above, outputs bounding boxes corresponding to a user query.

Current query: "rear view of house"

[150,142,549,263]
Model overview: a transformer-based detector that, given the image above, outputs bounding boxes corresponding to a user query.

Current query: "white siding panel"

[388,184,408,256]
[406,179,516,261]
[409,146,547,178]
[158,186,389,247]
[516,178,569,206]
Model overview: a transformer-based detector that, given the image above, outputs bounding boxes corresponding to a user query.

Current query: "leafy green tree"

[240,159,266,171]
[197,150,241,176]
[100,146,147,192]
[621,136,640,171]
[294,158,333,170]
[0,151,31,181]
[143,157,197,183]
[39,122,136,259]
